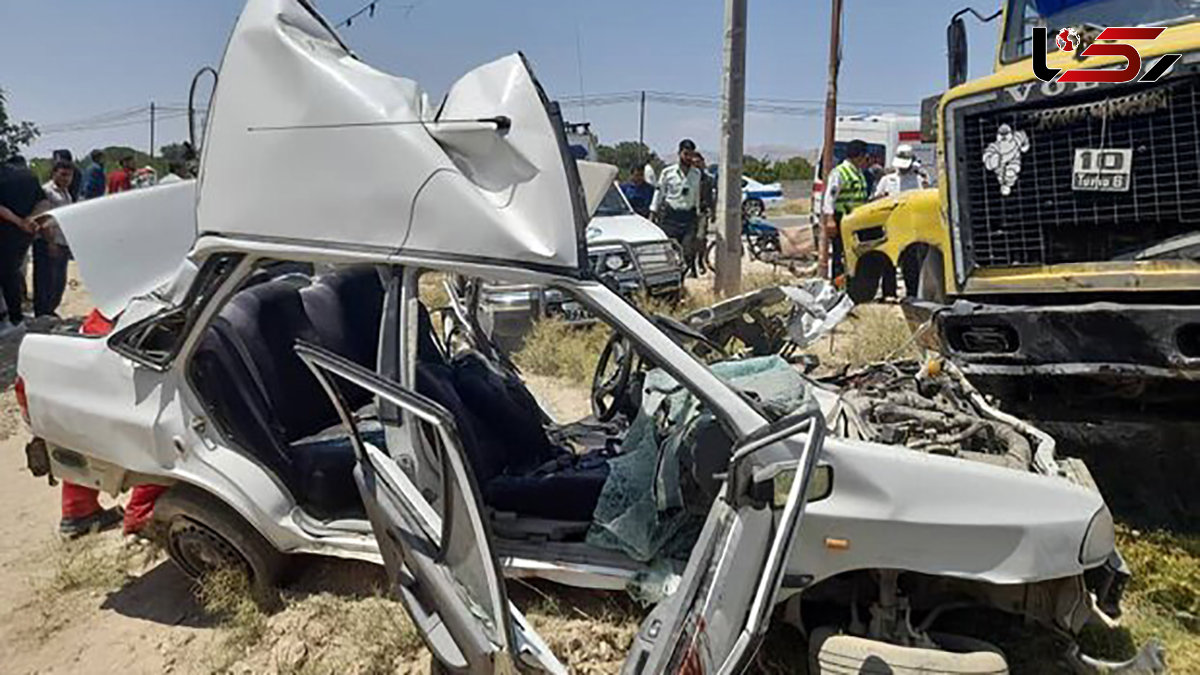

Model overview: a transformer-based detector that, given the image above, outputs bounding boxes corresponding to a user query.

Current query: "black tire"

[153,485,287,605]
[900,244,928,298]
[847,267,881,304]
[742,198,765,219]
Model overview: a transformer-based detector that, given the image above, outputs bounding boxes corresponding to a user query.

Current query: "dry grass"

[516,583,643,674]
[514,319,612,385]
[28,534,162,642]
[196,567,426,674]
[48,536,139,594]
[805,303,919,371]
[1085,527,1200,673]
[197,569,269,661]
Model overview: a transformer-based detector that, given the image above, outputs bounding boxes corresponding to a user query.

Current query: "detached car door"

[298,342,827,673]
[296,343,564,674]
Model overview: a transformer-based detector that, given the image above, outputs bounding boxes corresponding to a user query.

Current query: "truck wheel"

[743,198,765,219]
[901,244,929,298]
[153,485,286,606]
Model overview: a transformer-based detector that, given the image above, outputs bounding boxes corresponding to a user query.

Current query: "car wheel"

[742,198,765,219]
[154,485,286,606]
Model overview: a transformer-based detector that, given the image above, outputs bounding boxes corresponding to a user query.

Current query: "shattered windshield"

[1001,0,1200,62]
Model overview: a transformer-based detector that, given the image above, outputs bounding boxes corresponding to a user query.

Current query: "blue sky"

[0,0,1002,159]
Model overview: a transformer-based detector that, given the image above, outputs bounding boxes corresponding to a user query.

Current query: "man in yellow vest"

[820,139,871,281]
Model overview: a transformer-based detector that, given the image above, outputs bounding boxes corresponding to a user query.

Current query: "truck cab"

[906,0,1200,526]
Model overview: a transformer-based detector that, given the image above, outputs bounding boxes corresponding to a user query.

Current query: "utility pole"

[149,102,156,160]
[638,90,646,160]
[715,0,748,297]
[818,0,844,280]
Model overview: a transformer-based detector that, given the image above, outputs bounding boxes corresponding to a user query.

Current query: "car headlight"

[604,253,631,272]
[1080,505,1116,566]
[763,464,833,508]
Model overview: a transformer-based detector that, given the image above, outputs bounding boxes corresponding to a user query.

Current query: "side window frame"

[108,253,245,371]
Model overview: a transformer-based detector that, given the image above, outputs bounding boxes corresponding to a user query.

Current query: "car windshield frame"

[1000,0,1200,63]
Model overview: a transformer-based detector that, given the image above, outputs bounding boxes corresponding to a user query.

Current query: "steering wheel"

[591,331,636,421]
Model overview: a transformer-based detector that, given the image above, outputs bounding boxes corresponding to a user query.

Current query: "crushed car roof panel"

[199,0,588,272]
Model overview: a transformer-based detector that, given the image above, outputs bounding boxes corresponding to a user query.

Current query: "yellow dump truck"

[850,2,1200,527]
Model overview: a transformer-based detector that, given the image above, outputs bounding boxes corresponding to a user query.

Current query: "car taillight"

[14,376,29,425]
[812,179,825,197]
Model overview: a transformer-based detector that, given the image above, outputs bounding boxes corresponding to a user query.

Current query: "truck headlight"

[771,465,833,508]
[1080,505,1115,566]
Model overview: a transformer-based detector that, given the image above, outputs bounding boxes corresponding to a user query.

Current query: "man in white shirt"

[873,144,930,199]
[650,138,701,254]
[33,161,74,318]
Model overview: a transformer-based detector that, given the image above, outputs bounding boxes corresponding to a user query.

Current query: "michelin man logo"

[982,124,1030,196]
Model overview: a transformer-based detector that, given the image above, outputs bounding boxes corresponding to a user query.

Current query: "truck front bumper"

[903,297,1200,383]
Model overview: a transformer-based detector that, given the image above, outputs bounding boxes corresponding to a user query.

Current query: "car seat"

[411,305,610,522]
[189,266,383,518]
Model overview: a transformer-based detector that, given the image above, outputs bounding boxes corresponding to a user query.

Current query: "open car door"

[298,341,828,673]
[296,343,565,674]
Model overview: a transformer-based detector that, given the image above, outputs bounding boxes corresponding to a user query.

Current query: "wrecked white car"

[16,0,1158,671]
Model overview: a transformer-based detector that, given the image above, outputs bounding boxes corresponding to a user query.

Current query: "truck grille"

[960,74,1200,268]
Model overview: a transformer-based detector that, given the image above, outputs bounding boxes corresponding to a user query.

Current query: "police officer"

[820,139,871,279]
[650,139,701,255]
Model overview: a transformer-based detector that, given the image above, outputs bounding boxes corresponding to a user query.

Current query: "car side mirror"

[948,17,968,88]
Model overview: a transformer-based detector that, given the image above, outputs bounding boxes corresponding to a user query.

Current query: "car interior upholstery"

[412,303,611,523]
[190,263,612,526]
[190,265,383,518]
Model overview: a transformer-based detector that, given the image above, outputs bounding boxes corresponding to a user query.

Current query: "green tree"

[159,142,190,163]
[743,155,777,183]
[0,87,39,160]
[596,141,663,180]
[775,156,814,181]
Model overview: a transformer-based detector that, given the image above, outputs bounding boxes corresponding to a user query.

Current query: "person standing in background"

[33,161,74,318]
[51,150,81,201]
[693,152,717,277]
[650,139,701,261]
[106,155,134,194]
[872,144,930,199]
[80,149,106,200]
[620,165,655,219]
[0,155,48,329]
[820,139,871,280]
